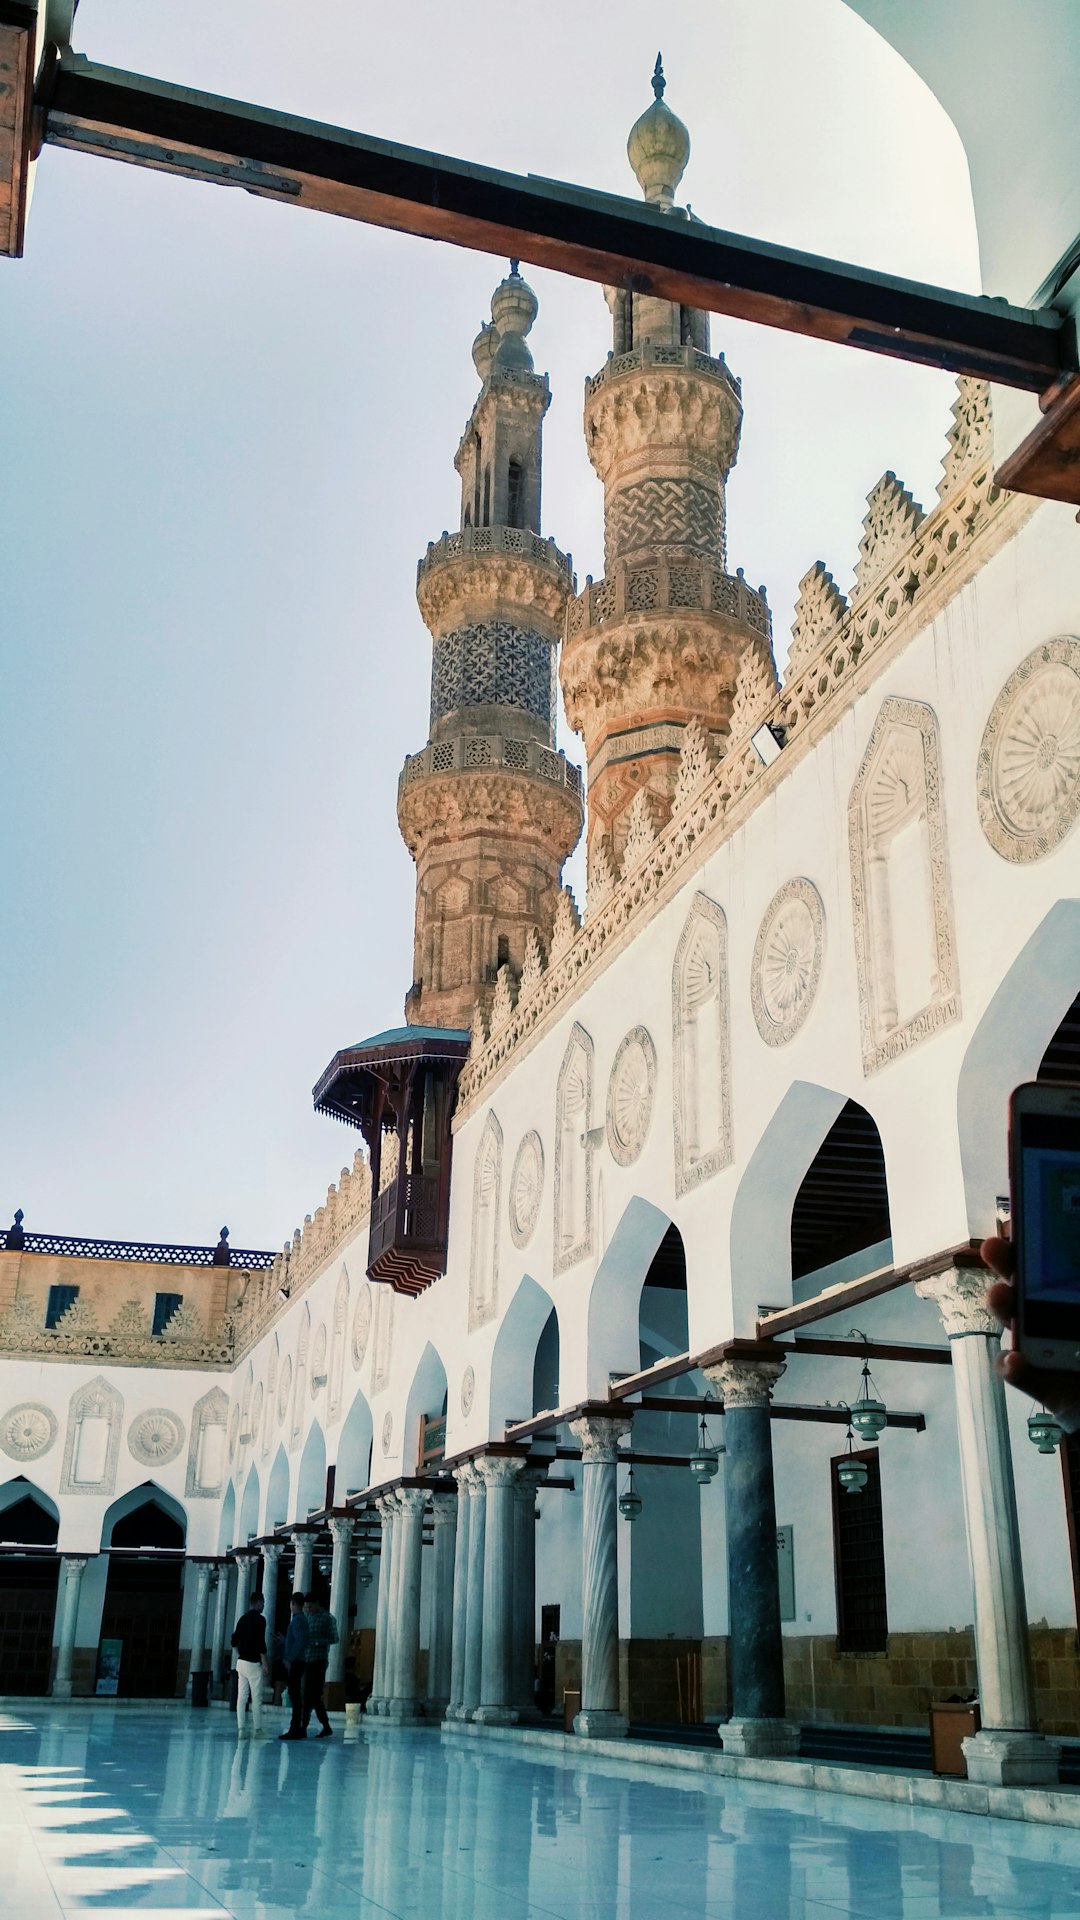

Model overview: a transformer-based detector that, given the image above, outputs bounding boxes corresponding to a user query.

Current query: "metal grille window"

[45,1284,78,1329]
[152,1292,183,1337]
[831,1447,888,1652]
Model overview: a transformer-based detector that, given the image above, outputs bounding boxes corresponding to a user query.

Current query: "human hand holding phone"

[982,1233,1080,1423]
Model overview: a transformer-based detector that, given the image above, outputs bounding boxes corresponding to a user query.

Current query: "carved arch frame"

[60,1375,123,1496]
[672,891,733,1196]
[469,1110,503,1331]
[553,1021,595,1275]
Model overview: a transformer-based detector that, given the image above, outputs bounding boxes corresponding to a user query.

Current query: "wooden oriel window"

[831,1447,888,1653]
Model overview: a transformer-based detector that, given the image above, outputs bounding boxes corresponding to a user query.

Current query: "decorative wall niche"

[849,696,959,1073]
[186,1384,229,1498]
[976,638,1080,863]
[606,1027,657,1167]
[553,1023,595,1273]
[352,1283,373,1372]
[291,1308,310,1444]
[469,1111,503,1331]
[328,1267,349,1424]
[262,1342,278,1460]
[60,1376,123,1496]
[672,893,732,1195]
[371,1286,394,1393]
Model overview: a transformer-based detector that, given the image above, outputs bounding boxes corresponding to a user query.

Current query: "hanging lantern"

[356,1565,373,1587]
[1028,1407,1064,1454]
[836,1422,868,1495]
[849,1358,888,1443]
[356,1547,372,1565]
[689,1413,722,1485]
[618,1463,642,1523]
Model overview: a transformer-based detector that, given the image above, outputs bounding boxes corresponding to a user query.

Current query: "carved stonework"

[276,1355,293,1427]
[61,1375,123,1496]
[519,927,545,997]
[262,1345,277,1459]
[788,563,847,677]
[371,1286,394,1393]
[381,1410,393,1457]
[915,1266,1000,1338]
[550,886,581,959]
[554,1022,595,1274]
[587,838,616,916]
[621,789,657,874]
[127,1407,185,1468]
[310,1323,328,1397]
[328,1268,348,1423]
[568,1411,632,1464]
[509,1130,544,1249]
[0,1402,57,1462]
[854,473,924,600]
[671,717,713,813]
[673,893,732,1195]
[352,1283,373,1371]
[727,640,780,743]
[489,965,517,1032]
[469,1110,503,1332]
[750,878,825,1046]
[606,1027,657,1167]
[849,696,959,1074]
[703,1355,786,1409]
[187,1384,229,1497]
[469,1004,488,1057]
[250,1382,263,1441]
[976,638,1080,862]
[461,1365,475,1417]
[939,377,991,500]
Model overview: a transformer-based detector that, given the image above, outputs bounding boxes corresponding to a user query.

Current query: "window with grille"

[152,1291,183,1336]
[831,1447,888,1652]
[482,468,491,527]
[45,1284,78,1329]
[507,460,524,528]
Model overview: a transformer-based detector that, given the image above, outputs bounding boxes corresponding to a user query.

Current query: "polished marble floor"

[2,1706,1080,1920]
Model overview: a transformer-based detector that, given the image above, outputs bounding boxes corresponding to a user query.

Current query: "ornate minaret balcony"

[560,60,777,874]
[399,265,583,1033]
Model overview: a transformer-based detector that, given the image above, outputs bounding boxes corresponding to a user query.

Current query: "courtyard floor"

[2,1705,1080,1919]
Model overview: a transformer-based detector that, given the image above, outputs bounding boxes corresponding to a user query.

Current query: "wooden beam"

[0,3,37,258]
[995,376,1080,510]
[40,56,1070,394]
[783,1337,952,1366]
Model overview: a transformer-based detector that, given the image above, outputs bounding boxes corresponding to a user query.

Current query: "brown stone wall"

[0,1247,232,1344]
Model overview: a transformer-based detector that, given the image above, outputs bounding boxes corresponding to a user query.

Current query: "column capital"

[915,1266,1000,1338]
[288,1528,314,1550]
[261,1541,285,1563]
[429,1492,458,1527]
[397,1487,429,1518]
[569,1412,632,1463]
[329,1516,354,1546]
[61,1554,89,1577]
[458,1460,486,1494]
[375,1491,399,1519]
[475,1453,525,1489]
[704,1352,786,1408]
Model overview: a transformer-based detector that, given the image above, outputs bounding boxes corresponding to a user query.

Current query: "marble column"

[327,1517,354,1690]
[290,1529,314,1600]
[260,1543,283,1645]
[511,1468,543,1719]
[209,1564,229,1692]
[916,1266,1059,1786]
[426,1491,457,1717]
[387,1488,427,1721]
[462,1463,487,1719]
[52,1555,89,1699]
[568,1413,631,1738]
[369,1494,396,1715]
[705,1354,797,1757]
[188,1560,213,1683]
[476,1455,524,1724]
[446,1466,472,1719]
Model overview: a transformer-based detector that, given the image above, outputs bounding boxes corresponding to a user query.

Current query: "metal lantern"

[848,1336,888,1443]
[1028,1406,1064,1454]
[619,1463,643,1523]
[689,1413,722,1485]
[356,1565,373,1587]
[837,1423,868,1495]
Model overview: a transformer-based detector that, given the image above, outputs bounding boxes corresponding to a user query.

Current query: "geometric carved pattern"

[672,894,732,1195]
[0,1402,57,1462]
[430,622,555,730]
[127,1407,185,1468]
[977,638,1080,862]
[606,477,723,566]
[352,1283,373,1371]
[60,1375,123,1496]
[509,1130,545,1249]
[788,562,847,677]
[469,1110,503,1332]
[854,472,924,600]
[728,641,780,742]
[939,377,991,501]
[554,1022,595,1274]
[849,696,959,1074]
[371,1287,394,1394]
[750,878,826,1046]
[606,1026,657,1166]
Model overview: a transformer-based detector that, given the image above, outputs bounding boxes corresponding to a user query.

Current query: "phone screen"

[1019,1111,1080,1333]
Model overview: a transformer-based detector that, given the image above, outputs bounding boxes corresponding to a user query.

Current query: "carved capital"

[569,1413,632,1464]
[289,1528,315,1550]
[429,1491,458,1527]
[396,1487,429,1519]
[374,1494,398,1523]
[328,1517,354,1547]
[61,1555,89,1581]
[704,1355,786,1409]
[915,1266,1000,1338]
[261,1542,285,1564]
[475,1453,525,1489]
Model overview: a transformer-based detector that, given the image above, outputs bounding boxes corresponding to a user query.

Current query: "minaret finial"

[509,258,520,275]
[651,52,665,99]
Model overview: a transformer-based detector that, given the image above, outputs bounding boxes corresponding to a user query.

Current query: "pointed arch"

[265,1446,290,1531]
[0,1477,60,1540]
[729,1079,853,1332]
[488,1274,558,1434]
[239,1463,260,1544]
[581,1196,673,1400]
[102,1480,187,1548]
[217,1478,236,1554]
[554,1022,594,1272]
[470,1111,503,1330]
[673,893,732,1193]
[295,1419,327,1522]
[328,1266,350,1425]
[335,1389,374,1499]
[402,1343,449,1476]
[291,1305,311,1445]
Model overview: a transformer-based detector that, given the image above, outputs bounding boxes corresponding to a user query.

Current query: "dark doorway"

[791,1099,891,1281]
[831,1449,888,1653]
[0,1487,60,1694]
[100,1498,185,1698]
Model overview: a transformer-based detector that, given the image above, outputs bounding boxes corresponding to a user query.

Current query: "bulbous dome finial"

[489,260,538,373]
[627,52,690,206]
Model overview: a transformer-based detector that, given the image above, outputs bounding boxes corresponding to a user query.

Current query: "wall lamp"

[750,721,787,767]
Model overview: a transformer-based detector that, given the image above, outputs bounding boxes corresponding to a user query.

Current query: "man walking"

[300,1592,338,1737]
[279,1592,309,1741]
[231,1590,269,1737]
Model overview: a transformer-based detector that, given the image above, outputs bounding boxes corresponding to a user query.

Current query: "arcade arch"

[295,1420,327,1522]
[488,1275,558,1435]
[403,1343,448,1476]
[335,1390,374,1499]
[100,1484,186,1698]
[583,1196,672,1399]
[217,1479,236,1555]
[239,1464,260,1544]
[265,1446,290,1531]
[0,1479,60,1694]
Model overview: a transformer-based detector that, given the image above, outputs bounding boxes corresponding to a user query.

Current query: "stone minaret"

[398,266,583,1031]
[560,59,774,871]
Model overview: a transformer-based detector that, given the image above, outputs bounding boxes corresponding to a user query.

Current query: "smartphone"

[1010,1081,1080,1371]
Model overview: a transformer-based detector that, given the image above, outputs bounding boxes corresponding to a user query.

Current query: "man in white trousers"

[231,1590,269,1736]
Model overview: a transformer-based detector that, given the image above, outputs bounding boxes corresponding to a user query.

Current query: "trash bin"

[190,1670,212,1709]
[563,1688,581,1734]
[929,1699,980,1776]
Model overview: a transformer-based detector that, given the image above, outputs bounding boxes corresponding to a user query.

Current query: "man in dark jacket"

[279,1593,309,1741]
[231,1591,269,1736]
[300,1594,338,1737]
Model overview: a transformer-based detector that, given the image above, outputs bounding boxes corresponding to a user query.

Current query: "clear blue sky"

[1,1,980,1250]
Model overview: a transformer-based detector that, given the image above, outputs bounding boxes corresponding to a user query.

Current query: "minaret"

[398,266,584,1031]
[560,58,774,871]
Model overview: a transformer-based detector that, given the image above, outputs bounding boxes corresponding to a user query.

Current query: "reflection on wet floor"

[2,1706,1080,1919]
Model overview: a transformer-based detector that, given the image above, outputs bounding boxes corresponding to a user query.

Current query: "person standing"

[300,1593,338,1737]
[231,1591,269,1737]
[279,1592,310,1741]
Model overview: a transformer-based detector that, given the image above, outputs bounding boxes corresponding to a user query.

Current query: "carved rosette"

[0,1402,57,1462]
[750,878,825,1046]
[276,1355,293,1427]
[977,639,1080,862]
[352,1284,373,1370]
[509,1131,544,1247]
[461,1365,475,1417]
[381,1410,394,1456]
[605,1027,657,1166]
[127,1407,185,1467]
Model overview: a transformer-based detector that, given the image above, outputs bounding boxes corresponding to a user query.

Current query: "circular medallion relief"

[310,1324,328,1396]
[978,639,1080,861]
[277,1355,293,1426]
[461,1365,475,1417]
[381,1410,393,1456]
[0,1402,57,1462]
[606,1027,657,1167]
[352,1284,373,1369]
[127,1407,185,1467]
[509,1131,544,1248]
[750,878,825,1046]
